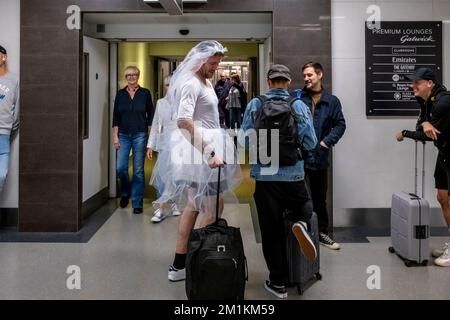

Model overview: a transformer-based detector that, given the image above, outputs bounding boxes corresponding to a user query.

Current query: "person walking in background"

[226,74,243,129]
[214,71,231,128]
[113,66,154,214]
[299,62,346,250]
[147,75,181,223]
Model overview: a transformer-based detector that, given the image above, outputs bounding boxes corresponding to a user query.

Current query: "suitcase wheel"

[405,260,413,267]
[388,246,395,254]
[315,273,322,280]
[421,260,428,266]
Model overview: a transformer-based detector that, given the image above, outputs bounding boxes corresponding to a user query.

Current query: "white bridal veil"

[150,40,242,218]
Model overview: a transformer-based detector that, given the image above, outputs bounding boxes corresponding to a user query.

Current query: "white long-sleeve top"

[147,98,174,152]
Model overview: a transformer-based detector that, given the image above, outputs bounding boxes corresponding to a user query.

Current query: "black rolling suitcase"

[284,210,322,295]
[185,167,247,300]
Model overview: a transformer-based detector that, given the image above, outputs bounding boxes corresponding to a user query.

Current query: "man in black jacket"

[396,67,450,267]
[298,62,346,250]
[214,72,231,128]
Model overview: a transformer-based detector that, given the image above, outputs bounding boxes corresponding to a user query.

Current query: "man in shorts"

[396,67,450,267]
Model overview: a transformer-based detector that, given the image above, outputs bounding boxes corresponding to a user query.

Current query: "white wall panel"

[332,0,449,226]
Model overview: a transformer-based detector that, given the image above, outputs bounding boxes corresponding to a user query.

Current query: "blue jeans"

[117,132,148,208]
[0,134,10,193]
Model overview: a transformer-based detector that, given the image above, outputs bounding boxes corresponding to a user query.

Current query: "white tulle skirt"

[150,127,242,218]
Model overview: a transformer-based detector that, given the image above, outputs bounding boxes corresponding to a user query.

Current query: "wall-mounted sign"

[365,21,442,116]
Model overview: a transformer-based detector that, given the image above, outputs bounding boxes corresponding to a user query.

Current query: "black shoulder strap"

[256,95,269,105]
[287,97,299,107]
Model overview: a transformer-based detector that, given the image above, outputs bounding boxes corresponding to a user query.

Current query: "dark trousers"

[254,180,312,286]
[305,168,329,234]
[229,108,241,129]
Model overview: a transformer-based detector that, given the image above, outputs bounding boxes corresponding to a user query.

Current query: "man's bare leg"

[168,202,198,281]
[436,189,450,228]
[199,197,224,227]
[175,203,199,254]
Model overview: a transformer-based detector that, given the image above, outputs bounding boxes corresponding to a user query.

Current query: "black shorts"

[434,154,450,194]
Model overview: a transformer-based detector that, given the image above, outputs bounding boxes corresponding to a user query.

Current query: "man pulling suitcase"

[239,64,319,299]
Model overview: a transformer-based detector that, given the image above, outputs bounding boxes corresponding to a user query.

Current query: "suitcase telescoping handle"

[214,166,221,225]
[413,140,426,198]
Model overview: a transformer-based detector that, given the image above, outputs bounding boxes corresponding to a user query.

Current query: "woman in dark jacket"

[112,66,154,214]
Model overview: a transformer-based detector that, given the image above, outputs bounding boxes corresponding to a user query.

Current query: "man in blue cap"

[396,67,450,267]
[240,64,318,298]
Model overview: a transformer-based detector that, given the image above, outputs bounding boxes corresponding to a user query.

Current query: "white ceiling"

[84,13,272,25]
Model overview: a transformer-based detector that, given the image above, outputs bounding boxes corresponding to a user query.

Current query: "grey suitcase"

[284,210,321,294]
[389,140,430,267]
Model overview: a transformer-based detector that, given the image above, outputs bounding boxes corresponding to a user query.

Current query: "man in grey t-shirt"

[0,45,19,193]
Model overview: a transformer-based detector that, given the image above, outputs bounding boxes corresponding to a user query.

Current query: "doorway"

[82,12,272,205]
[139,43,259,200]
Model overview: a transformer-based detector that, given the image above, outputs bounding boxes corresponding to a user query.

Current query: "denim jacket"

[295,89,346,170]
[238,88,317,181]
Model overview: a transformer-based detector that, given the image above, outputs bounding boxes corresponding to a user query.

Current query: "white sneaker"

[434,243,450,267]
[432,243,449,257]
[151,208,167,223]
[168,265,186,281]
[292,221,317,262]
[171,203,181,216]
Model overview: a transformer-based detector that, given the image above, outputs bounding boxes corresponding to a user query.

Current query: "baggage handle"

[413,140,426,198]
[412,140,427,261]
[214,165,222,225]
[214,165,249,282]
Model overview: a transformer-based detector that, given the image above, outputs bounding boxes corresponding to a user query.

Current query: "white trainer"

[171,203,181,216]
[434,243,450,267]
[151,208,167,223]
[168,265,186,281]
[432,243,449,257]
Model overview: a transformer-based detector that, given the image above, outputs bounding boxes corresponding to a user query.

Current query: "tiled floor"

[0,202,449,300]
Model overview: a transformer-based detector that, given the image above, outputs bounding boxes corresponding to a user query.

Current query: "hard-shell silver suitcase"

[389,140,430,267]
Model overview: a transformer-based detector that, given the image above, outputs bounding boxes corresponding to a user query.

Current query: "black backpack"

[254,95,301,166]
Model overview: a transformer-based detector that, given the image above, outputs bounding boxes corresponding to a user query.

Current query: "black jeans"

[305,168,329,234]
[254,180,312,286]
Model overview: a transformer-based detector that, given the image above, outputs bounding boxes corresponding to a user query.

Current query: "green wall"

[118,42,151,90]
[118,41,258,100]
